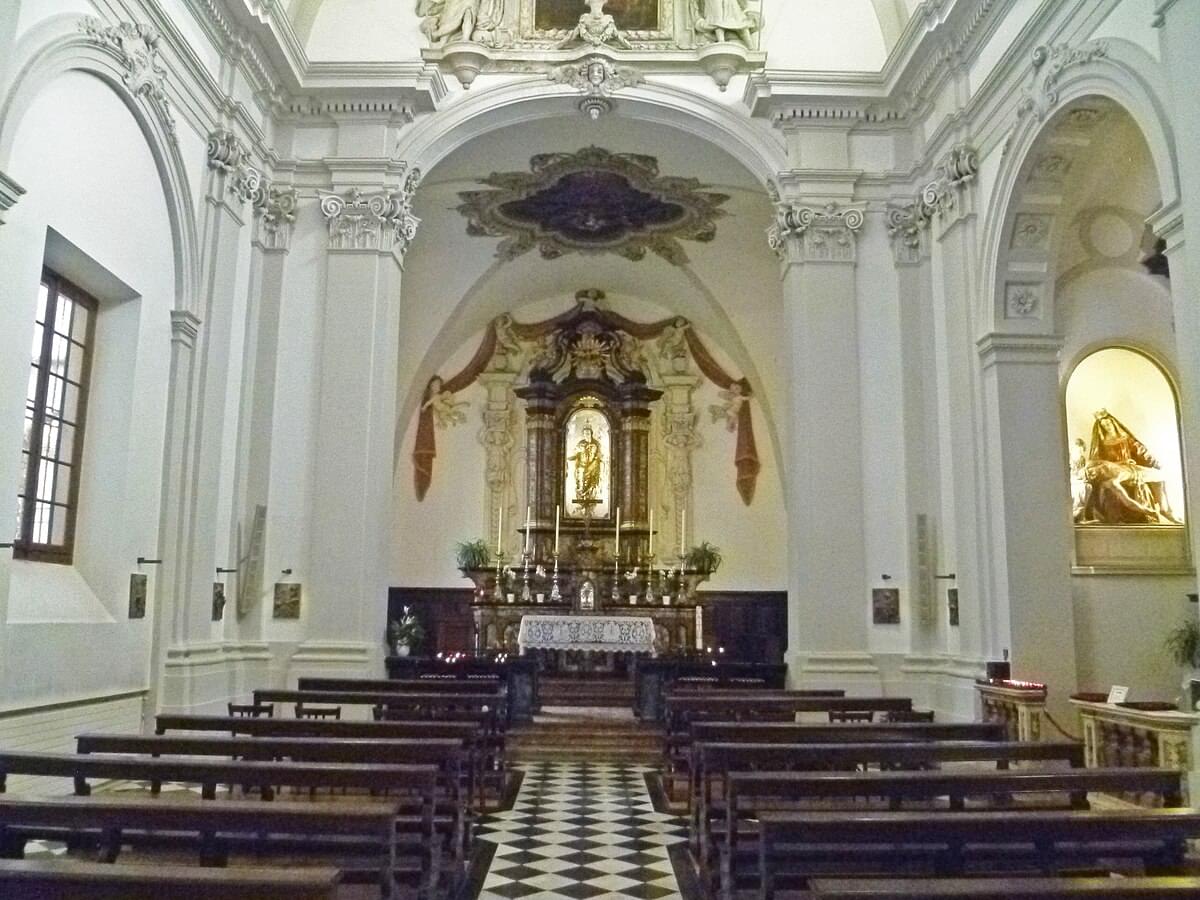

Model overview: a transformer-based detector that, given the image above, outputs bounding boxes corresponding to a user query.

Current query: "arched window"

[1065,348,1185,528]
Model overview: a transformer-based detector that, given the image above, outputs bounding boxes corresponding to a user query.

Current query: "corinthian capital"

[921,144,979,221]
[252,181,298,250]
[206,129,264,206]
[318,167,422,255]
[767,201,866,263]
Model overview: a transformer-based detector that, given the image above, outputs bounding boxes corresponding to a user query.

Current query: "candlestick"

[523,505,531,554]
[554,505,560,556]
[520,550,532,603]
[492,549,506,603]
[550,554,562,603]
[644,553,656,605]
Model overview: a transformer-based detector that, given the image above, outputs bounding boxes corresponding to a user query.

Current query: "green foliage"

[456,539,491,569]
[686,541,723,574]
[1166,618,1200,668]
[387,606,425,648]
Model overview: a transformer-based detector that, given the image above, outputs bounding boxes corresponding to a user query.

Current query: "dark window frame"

[14,268,97,564]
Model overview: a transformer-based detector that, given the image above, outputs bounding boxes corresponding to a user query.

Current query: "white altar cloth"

[517,614,657,656]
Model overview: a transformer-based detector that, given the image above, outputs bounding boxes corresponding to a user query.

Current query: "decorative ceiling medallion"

[457,147,729,265]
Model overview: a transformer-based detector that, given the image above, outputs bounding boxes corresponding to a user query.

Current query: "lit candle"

[648,509,654,556]
[554,505,561,556]
[614,507,621,557]
[496,506,503,555]
[523,505,531,554]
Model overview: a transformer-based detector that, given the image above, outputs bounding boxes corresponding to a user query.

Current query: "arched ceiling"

[395,113,785,474]
[290,0,918,68]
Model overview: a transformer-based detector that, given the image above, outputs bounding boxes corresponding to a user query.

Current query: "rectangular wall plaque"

[273,582,301,619]
[871,587,900,625]
[128,574,147,619]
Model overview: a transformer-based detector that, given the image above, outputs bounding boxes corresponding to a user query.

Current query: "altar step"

[510,707,662,764]
[539,677,635,708]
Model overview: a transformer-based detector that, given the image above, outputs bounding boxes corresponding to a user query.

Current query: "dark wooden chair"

[228,702,273,718]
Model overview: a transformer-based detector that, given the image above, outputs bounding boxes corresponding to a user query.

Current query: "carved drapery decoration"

[80,17,177,141]
[767,200,866,263]
[1016,42,1109,125]
[413,290,760,505]
[457,147,728,266]
[318,168,421,254]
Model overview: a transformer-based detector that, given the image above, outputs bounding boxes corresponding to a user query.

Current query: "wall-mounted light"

[137,556,163,566]
[216,567,237,576]
[281,568,293,577]
[880,574,892,581]
[934,573,957,580]
[0,542,13,550]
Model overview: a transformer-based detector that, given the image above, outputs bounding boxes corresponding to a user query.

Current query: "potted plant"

[685,541,723,575]
[387,606,425,657]
[1165,617,1200,710]
[456,539,491,570]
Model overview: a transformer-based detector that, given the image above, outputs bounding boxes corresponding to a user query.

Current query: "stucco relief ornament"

[709,382,746,432]
[417,0,507,46]
[1015,42,1109,125]
[885,199,933,263]
[548,56,643,120]
[81,17,177,141]
[922,144,979,218]
[319,168,421,254]
[423,377,470,428]
[691,0,759,46]
[557,0,633,50]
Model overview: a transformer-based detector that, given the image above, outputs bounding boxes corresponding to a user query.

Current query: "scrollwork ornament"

[1016,41,1109,125]
[318,169,422,255]
[80,17,177,141]
[767,201,865,262]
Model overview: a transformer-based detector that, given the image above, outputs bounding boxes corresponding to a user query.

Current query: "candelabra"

[492,550,507,603]
[611,555,621,604]
[550,554,562,603]
[643,554,656,605]
[520,550,533,604]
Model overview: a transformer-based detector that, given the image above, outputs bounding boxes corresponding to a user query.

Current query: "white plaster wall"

[761,0,888,71]
[1092,0,1161,63]
[0,70,175,706]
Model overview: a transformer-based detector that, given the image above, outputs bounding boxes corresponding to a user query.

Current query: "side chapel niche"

[1065,346,1189,571]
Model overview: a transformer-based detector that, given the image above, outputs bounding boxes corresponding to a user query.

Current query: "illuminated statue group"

[1071,409,1182,525]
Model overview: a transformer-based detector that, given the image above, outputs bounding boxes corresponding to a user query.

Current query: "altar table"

[517,614,657,657]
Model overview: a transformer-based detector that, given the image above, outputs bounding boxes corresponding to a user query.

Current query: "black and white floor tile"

[475,762,689,900]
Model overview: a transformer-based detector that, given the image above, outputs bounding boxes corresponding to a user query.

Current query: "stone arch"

[0,15,200,318]
[979,40,1177,337]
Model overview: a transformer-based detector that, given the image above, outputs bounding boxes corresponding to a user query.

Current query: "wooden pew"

[716,767,1185,900]
[253,688,501,720]
[298,676,502,693]
[756,808,1200,900]
[808,876,1200,899]
[0,859,343,900]
[0,795,400,895]
[75,732,473,858]
[691,740,1086,853]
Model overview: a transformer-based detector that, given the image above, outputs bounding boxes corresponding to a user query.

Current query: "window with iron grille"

[14,270,97,563]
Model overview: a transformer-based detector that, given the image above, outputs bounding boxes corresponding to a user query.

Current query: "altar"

[518,614,657,657]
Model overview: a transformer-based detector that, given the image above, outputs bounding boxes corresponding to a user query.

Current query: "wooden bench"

[756,808,1200,899]
[0,859,342,900]
[297,677,510,724]
[692,740,1086,851]
[75,732,473,857]
[714,767,1185,900]
[808,876,1200,899]
[0,794,402,895]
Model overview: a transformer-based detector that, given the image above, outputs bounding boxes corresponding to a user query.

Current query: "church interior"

[3,0,1200,896]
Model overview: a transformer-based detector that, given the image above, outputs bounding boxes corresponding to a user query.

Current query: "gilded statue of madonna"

[1072,408,1182,525]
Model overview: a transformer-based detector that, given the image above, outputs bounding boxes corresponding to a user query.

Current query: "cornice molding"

[976,332,1063,369]
[0,171,26,225]
[170,309,202,348]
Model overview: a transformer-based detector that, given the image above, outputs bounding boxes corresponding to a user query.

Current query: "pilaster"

[773,197,876,688]
[659,373,700,557]
[0,170,25,225]
[301,166,421,675]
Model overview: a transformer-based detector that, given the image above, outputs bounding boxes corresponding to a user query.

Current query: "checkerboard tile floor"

[476,762,688,900]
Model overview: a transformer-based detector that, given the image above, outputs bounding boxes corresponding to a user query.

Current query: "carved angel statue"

[491,313,524,372]
[709,382,746,432]
[657,317,691,373]
[557,0,633,50]
[416,0,505,46]
[691,0,759,46]
[422,376,470,428]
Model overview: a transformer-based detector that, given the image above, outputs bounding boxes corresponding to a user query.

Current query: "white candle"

[496,507,503,555]
[680,507,686,555]
[554,505,561,556]
[523,505,531,553]
[648,509,654,556]
[615,507,621,557]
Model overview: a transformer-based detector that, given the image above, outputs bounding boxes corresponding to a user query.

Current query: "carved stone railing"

[1071,699,1200,806]
[975,681,1047,742]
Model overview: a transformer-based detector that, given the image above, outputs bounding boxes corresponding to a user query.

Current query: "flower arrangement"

[387,606,425,654]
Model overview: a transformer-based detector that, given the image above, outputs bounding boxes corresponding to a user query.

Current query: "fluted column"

[294,170,420,680]
[772,199,877,689]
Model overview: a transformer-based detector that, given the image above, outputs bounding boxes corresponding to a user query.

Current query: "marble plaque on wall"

[273,582,301,619]
[872,587,900,625]
[128,574,147,619]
